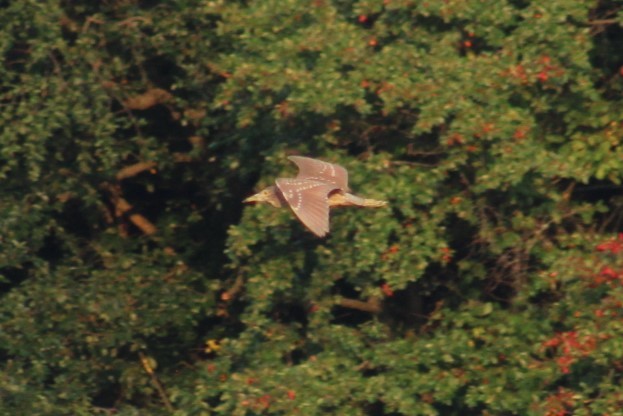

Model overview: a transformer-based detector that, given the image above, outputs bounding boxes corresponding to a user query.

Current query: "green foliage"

[1,0,623,415]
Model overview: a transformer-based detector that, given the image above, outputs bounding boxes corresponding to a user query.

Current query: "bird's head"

[243,186,282,208]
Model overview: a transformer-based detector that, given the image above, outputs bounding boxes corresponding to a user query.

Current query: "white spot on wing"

[287,156,349,191]
[275,178,337,236]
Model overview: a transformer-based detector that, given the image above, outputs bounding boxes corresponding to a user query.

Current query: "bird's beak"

[243,193,261,203]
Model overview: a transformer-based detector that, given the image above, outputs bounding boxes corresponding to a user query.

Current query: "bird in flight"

[244,156,387,237]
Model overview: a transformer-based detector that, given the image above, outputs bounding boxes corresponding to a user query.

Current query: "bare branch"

[101,183,158,236]
[115,152,198,181]
[221,273,245,301]
[338,297,382,314]
[123,88,172,110]
[139,352,174,412]
[588,19,619,25]
[116,161,157,181]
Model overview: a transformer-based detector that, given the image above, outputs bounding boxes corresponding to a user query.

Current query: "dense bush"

[1,0,622,415]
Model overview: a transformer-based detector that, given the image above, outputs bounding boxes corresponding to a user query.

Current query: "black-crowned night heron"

[244,156,387,237]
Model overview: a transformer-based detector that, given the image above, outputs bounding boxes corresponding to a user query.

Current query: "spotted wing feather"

[288,156,349,191]
[275,178,338,237]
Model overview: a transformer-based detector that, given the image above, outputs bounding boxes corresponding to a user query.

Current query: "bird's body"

[244,156,387,237]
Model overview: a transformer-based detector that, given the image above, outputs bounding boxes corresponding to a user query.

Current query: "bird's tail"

[360,198,388,207]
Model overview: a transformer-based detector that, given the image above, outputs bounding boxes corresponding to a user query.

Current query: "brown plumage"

[243,156,387,237]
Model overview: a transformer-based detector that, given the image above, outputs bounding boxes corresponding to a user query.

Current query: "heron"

[244,156,387,237]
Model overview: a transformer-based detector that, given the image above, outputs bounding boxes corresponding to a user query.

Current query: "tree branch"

[101,183,157,236]
[588,19,619,25]
[115,152,198,181]
[116,161,157,181]
[139,352,174,412]
[338,297,382,314]
[221,273,245,302]
[123,88,172,110]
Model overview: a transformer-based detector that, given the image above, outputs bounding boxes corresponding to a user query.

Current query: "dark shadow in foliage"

[588,4,623,81]
[0,267,30,294]
[572,180,623,234]
[331,279,374,327]
[36,232,65,271]
[364,400,391,416]
[143,55,184,91]
[271,301,308,327]
[91,376,121,410]
[382,281,439,332]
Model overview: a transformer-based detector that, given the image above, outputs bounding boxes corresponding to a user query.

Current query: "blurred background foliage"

[1,0,623,414]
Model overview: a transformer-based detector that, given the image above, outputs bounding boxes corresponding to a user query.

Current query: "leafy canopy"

[1,0,623,415]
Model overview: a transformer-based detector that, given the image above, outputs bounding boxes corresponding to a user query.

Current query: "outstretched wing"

[288,156,349,191]
[275,178,338,237]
